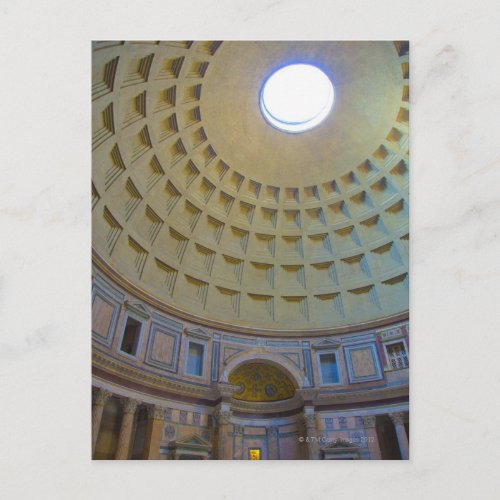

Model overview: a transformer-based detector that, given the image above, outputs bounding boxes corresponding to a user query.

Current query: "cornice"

[93,349,408,409]
[317,385,408,401]
[92,350,218,401]
[231,393,304,414]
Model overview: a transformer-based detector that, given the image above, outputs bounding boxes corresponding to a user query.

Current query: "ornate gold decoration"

[228,363,295,402]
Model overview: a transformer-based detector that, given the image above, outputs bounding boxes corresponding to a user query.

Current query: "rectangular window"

[386,341,409,369]
[186,342,204,376]
[319,352,339,384]
[119,316,142,356]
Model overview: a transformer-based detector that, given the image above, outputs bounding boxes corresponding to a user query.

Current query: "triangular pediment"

[170,433,211,447]
[185,327,210,340]
[124,300,150,319]
[322,439,359,450]
[312,338,341,350]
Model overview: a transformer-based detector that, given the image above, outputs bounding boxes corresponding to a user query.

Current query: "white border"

[2,1,500,499]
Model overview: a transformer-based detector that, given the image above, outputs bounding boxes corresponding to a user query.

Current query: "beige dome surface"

[202,41,403,186]
[92,41,409,333]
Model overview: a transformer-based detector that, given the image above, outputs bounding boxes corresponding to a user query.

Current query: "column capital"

[214,409,233,425]
[93,388,112,406]
[267,426,279,438]
[121,398,139,414]
[296,388,319,404]
[361,415,377,428]
[233,424,244,436]
[147,404,166,421]
[389,412,406,426]
[213,382,239,401]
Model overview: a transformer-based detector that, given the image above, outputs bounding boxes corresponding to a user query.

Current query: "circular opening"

[260,64,334,133]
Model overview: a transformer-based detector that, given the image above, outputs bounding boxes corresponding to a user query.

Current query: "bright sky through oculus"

[260,64,334,133]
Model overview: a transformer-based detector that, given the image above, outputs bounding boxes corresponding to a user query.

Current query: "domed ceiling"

[92,41,409,333]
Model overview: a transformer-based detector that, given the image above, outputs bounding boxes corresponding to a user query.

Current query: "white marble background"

[1,0,499,498]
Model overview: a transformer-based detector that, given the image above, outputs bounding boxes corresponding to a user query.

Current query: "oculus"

[260,64,334,133]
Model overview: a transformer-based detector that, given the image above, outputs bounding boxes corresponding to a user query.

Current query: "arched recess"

[220,349,305,389]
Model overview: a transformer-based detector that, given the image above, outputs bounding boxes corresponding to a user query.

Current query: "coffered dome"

[92,40,409,333]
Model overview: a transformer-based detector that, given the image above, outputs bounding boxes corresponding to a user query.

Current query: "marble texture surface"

[1,0,499,499]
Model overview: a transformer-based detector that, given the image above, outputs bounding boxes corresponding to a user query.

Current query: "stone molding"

[231,392,304,413]
[93,350,218,399]
[93,348,408,408]
[184,327,211,340]
[124,300,151,320]
[214,382,238,400]
[296,388,319,403]
[311,338,342,350]
[377,326,405,341]
[316,385,409,403]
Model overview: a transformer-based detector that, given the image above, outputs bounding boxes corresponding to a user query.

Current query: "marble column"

[143,405,166,460]
[233,424,244,460]
[214,405,233,460]
[91,388,111,456]
[115,398,139,460]
[361,415,382,460]
[303,407,320,460]
[389,412,409,460]
[267,426,279,460]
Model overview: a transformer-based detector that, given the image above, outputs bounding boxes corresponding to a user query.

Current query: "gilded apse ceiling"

[92,41,409,333]
[228,363,296,402]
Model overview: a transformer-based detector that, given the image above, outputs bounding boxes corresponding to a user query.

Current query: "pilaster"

[143,405,166,460]
[361,415,382,460]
